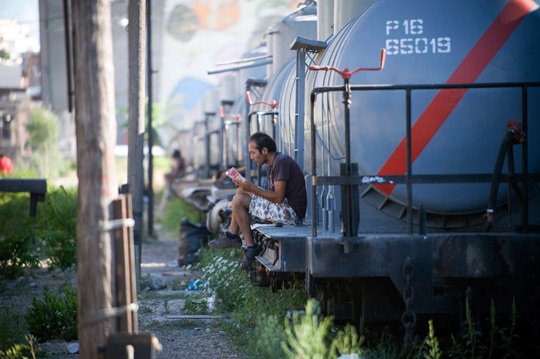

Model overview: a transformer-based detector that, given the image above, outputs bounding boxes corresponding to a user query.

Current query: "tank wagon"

[189,0,540,340]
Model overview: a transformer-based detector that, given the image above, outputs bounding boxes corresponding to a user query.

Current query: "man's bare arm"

[234,178,286,204]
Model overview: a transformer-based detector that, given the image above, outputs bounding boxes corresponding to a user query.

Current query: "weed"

[334,323,365,358]
[501,298,517,359]
[158,197,204,237]
[0,343,27,359]
[0,302,25,352]
[282,299,336,359]
[446,297,523,359]
[0,335,39,359]
[248,314,287,359]
[184,299,209,315]
[169,280,183,290]
[33,186,77,270]
[0,193,35,237]
[194,247,534,359]
[25,284,77,342]
[139,306,152,314]
[0,234,40,279]
[424,320,441,359]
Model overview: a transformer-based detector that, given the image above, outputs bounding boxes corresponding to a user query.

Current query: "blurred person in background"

[165,149,186,184]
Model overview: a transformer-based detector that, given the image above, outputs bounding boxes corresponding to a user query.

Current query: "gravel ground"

[1,234,246,359]
[137,235,246,359]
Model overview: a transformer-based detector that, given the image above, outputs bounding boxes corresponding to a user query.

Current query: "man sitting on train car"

[208,132,307,270]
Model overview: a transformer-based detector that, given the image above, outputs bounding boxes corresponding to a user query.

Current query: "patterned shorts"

[249,194,299,225]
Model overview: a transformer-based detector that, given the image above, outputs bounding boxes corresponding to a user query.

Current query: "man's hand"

[233,178,286,204]
[233,178,257,192]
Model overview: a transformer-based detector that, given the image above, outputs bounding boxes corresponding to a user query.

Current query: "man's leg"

[230,191,254,246]
[208,189,251,249]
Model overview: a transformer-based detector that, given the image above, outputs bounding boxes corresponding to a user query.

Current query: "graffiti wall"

[160,0,298,136]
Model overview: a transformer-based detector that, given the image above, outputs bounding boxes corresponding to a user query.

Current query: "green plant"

[159,197,204,237]
[424,320,442,359]
[334,323,365,357]
[0,344,27,359]
[25,285,78,342]
[0,302,25,352]
[34,186,77,270]
[282,299,337,359]
[449,297,522,359]
[26,106,65,178]
[169,280,183,290]
[139,306,152,314]
[0,234,40,279]
[201,254,249,312]
[0,192,35,237]
[249,314,288,359]
[183,299,209,315]
[0,335,39,359]
[494,297,518,359]
[195,247,307,355]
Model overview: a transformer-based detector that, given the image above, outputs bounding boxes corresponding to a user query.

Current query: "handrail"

[309,81,540,237]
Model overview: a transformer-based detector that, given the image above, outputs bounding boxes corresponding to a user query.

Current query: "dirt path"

[137,235,245,359]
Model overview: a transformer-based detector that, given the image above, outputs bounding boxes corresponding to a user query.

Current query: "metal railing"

[310,81,540,237]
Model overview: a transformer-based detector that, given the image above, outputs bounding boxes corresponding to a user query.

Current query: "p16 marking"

[385,19,452,55]
[386,19,423,35]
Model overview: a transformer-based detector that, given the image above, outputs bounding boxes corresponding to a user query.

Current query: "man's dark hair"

[172,149,181,158]
[249,132,276,153]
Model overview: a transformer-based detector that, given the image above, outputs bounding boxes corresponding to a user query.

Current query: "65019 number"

[385,37,451,55]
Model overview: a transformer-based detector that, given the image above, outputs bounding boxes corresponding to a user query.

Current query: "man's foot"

[208,232,242,249]
[239,245,263,270]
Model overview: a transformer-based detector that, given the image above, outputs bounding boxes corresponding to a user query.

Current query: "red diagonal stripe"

[376,0,536,195]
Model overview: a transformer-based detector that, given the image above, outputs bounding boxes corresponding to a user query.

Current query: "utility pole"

[127,0,146,259]
[71,1,118,358]
[146,0,154,237]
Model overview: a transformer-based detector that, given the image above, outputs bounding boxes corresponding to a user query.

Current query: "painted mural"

[160,0,298,138]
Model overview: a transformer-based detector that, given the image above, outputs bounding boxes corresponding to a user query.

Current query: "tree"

[71,1,118,358]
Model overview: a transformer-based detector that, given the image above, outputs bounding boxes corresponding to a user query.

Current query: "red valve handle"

[220,106,241,121]
[507,119,526,143]
[308,49,386,79]
[246,91,279,109]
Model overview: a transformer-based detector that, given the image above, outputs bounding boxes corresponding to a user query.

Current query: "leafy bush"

[25,285,78,342]
[0,302,25,352]
[34,186,77,270]
[26,106,65,178]
[0,344,27,359]
[201,254,250,312]
[283,299,336,359]
[197,248,307,357]
[249,314,287,359]
[0,336,39,359]
[0,193,35,238]
[0,235,40,279]
[0,191,40,279]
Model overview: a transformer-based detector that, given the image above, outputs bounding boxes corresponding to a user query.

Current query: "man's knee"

[232,192,251,210]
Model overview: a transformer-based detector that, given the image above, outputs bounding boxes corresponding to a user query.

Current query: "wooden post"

[127,0,146,255]
[71,1,118,358]
[111,195,137,333]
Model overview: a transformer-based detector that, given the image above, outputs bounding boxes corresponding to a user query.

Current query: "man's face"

[249,141,266,165]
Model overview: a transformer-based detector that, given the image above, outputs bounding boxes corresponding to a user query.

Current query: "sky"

[0,0,40,41]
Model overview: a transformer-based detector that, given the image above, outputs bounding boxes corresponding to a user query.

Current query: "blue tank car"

[198,0,540,341]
